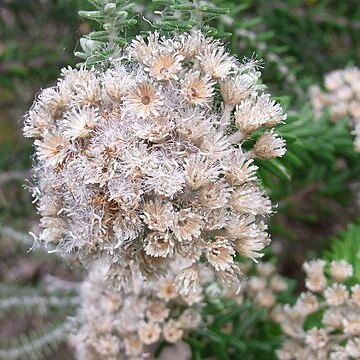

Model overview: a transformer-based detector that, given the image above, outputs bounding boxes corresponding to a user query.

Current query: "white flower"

[25,30,286,294]
[295,292,319,315]
[220,67,260,106]
[146,50,184,80]
[302,259,326,276]
[330,260,354,282]
[180,70,215,106]
[253,129,286,160]
[125,80,163,118]
[62,106,99,140]
[163,320,184,344]
[324,284,349,306]
[234,94,286,137]
[197,44,236,79]
[305,328,328,350]
[205,237,235,271]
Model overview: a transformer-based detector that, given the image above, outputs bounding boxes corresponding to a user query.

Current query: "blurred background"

[1,0,360,359]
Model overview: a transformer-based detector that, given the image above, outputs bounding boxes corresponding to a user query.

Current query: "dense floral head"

[24,30,286,293]
[275,258,360,360]
[309,66,360,152]
[72,261,203,360]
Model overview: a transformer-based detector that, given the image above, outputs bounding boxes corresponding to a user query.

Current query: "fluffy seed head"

[24,30,287,294]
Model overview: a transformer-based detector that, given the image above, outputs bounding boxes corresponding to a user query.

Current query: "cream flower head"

[72,261,204,360]
[24,29,287,294]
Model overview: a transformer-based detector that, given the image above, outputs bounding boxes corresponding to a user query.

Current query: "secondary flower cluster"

[275,258,360,360]
[24,30,287,293]
[310,67,360,151]
[71,261,203,360]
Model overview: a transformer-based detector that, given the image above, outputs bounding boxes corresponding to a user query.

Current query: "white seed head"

[24,30,287,294]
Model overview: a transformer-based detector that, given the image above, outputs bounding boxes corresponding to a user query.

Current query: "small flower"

[138,322,161,345]
[295,292,319,315]
[255,289,276,308]
[184,155,220,189]
[233,223,269,262]
[34,131,70,167]
[222,150,258,186]
[72,76,101,107]
[175,265,199,295]
[257,262,275,277]
[305,328,328,350]
[330,260,353,283]
[322,308,343,329]
[230,183,272,215]
[198,182,231,209]
[180,70,215,106]
[302,259,326,277]
[94,334,121,357]
[146,302,170,323]
[157,279,178,302]
[276,340,304,360]
[175,107,211,142]
[249,276,267,292]
[234,94,286,137]
[253,130,286,160]
[305,274,327,293]
[38,82,73,119]
[135,114,175,143]
[197,45,236,79]
[324,70,344,91]
[129,32,161,63]
[163,320,184,344]
[270,275,288,292]
[177,29,212,59]
[206,237,235,271]
[142,199,174,232]
[173,209,203,242]
[62,106,99,140]
[343,314,360,335]
[324,284,349,306]
[124,334,144,357]
[181,286,204,306]
[220,68,260,107]
[24,104,52,139]
[144,159,185,198]
[146,51,184,80]
[178,309,201,330]
[101,67,132,104]
[125,80,163,118]
[144,232,175,258]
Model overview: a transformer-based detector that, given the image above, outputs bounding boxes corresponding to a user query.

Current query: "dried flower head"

[24,30,286,294]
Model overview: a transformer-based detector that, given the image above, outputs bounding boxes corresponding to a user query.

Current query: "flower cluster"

[309,67,360,151]
[71,261,203,360]
[24,30,287,293]
[275,258,360,360]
